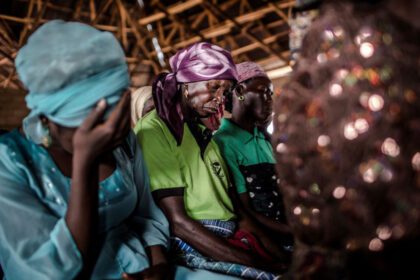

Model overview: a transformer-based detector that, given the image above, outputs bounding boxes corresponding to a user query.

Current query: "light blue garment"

[15,20,130,144]
[0,130,169,280]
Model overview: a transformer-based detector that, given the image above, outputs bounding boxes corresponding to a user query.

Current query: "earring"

[238,95,245,101]
[41,125,52,148]
[183,85,189,99]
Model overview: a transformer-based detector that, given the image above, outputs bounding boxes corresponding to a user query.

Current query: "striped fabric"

[171,220,281,280]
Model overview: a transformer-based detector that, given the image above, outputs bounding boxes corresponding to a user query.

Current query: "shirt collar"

[221,119,266,144]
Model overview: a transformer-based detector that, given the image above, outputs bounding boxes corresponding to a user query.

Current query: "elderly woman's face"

[184,79,233,130]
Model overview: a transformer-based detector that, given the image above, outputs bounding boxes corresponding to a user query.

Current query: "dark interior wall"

[0,88,28,131]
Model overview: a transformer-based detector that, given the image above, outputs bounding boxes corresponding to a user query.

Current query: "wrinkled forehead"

[186,79,234,88]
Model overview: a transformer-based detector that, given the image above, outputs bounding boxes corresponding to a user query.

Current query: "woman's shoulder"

[135,110,178,146]
[135,109,158,127]
[135,110,165,135]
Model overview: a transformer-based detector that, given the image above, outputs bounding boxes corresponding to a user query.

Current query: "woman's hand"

[238,216,291,263]
[73,90,131,162]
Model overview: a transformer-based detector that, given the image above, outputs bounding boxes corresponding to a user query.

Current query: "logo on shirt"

[211,161,224,179]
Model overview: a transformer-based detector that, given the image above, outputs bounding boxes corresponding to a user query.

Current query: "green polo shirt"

[214,119,275,194]
[134,110,235,221]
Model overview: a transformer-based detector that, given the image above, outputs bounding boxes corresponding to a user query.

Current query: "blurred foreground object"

[273,0,420,278]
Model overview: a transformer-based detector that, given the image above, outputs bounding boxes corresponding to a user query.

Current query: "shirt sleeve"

[216,142,247,194]
[135,119,185,192]
[0,144,82,280]
[127,132,170,249]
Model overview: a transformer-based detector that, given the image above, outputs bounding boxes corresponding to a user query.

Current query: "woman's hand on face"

[73,91,131,162]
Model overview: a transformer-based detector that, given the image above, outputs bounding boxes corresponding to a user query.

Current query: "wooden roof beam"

[159,0,237,33]
[72,0,84,20]
[150,18,287,56]
[0,14,135,33]
[231,30,289,57]
[0,56,14,66]
[150,29,289,62]
[153,1,205,41]
[18,0,49,47]
[0,20,16,47]
[15,0,106,21]
[2,68,17,89]
[160,0,292,33]
[92,0,113,24]
[202,1,289,63]
[267,19,286,29]
[268,2,290,24]
[242,1,286,55]
[126,57,154,65]
[190,10,207,29]
[0,25,16,49]
[117,0,161,74]
[163,24,179,46]
[89,0,96,21]
[18,0,35,46]
[235,1,294,24]
[256,52,291,71]
[225,34,251,62]
[148,1,293,55]
[138,0,203,26]
[116,0,128,49]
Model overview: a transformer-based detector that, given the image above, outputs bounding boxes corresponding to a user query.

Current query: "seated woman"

[0,20,234,280]
[135,42,288,280]
[130,86,154,127]
[214,62,292,247]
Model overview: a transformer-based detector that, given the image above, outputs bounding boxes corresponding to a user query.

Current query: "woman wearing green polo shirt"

[135,43,286,279]
[214,62,292,243]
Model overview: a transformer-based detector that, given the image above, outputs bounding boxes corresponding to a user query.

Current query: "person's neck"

[47,145,74,177]
[48,145,72,159]
[230,111,255,134]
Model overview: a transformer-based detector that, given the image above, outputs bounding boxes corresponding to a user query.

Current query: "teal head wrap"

[15,20,129,144]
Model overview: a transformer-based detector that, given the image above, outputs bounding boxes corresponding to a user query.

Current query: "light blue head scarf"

[15,20,130,144]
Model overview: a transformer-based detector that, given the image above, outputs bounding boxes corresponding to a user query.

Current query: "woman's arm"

[67,92,132,277]
[158,195,259,266]
[65,153,100,278]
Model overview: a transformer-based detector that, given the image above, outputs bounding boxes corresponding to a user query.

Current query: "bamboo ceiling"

[0,0,293,90]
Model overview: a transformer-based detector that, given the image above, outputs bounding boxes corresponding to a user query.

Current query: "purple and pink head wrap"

[236,61,269,84]
[153,42,237,145]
